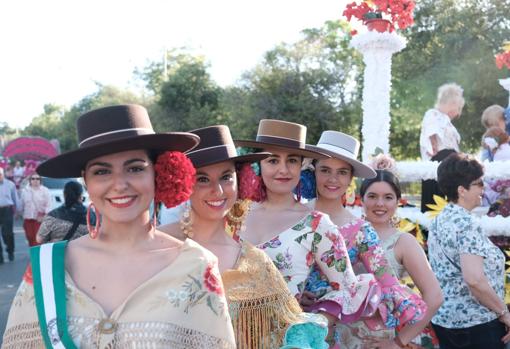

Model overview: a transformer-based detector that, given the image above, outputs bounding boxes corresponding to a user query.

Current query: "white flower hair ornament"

[370,153,397,175]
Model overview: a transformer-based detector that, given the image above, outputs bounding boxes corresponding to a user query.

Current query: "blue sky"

[0,0,347,128]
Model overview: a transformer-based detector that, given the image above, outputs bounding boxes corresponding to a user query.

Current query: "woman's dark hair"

[360,170,402,200]
[437,153,484,202]
[64,181,83,208]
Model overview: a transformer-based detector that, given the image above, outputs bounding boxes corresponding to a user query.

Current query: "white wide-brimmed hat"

[306,130,376,178]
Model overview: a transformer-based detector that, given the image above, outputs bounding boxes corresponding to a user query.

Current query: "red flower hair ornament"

[154,151,196,208]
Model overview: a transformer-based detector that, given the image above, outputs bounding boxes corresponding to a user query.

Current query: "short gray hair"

[435,83,464,109]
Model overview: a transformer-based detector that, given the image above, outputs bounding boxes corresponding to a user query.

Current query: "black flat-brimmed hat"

[306,130,376,178]
[37,104,200,178]
[235,119,329,159]
[187,125,270,168]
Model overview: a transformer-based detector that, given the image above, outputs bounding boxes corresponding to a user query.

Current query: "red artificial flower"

[154,151,196,208]
[238,163,266,202]
[330,282,340,290]
[343,0,415,31]
[350,29,358,36]
[203,263,224,295]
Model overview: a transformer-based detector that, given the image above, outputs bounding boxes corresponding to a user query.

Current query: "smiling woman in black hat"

[159,125,329,349]
[2,105,236,349]
[235,120,390,345]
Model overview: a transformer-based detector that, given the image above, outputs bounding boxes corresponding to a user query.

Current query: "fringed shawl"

[221,242,302,349]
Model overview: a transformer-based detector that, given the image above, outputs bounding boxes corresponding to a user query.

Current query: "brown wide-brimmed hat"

[187,125,270,168]
[306,130,376,178]
[235,119,329,159]
[37,104,200,178]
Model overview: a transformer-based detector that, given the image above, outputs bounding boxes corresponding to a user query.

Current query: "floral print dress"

[256,211,419,326]
[428,203,505,329]
[304,219,426,348]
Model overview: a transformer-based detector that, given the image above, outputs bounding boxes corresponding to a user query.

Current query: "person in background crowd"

[2,105,236,348]
[480,105,507,161]
[20,174,51,246]
[36,181,93,244]
[482,126,510,162]
[360,167,443,349]
[428,152,510,349]
[0,167,20,263]
[419,83,464,161]
[420,149,457,213]
[12,161,25,189]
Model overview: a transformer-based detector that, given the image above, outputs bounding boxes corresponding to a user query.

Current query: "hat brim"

[192,153,271,169]
[305,145,376,178]
[37,133,200,178]
[235,140,329,159]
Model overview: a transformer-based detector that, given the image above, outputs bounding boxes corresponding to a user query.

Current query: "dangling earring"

[390,214,400,228]
[87,203,101,239]
[295,180,302,202]
[226,199,251,238]
[180,202,193,238]
[152,200,159,228]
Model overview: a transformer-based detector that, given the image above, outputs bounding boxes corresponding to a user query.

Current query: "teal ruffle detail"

[280,314,329,349]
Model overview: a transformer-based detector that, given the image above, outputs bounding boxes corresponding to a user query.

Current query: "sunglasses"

[469,179,484,188]
[30,177,41,181]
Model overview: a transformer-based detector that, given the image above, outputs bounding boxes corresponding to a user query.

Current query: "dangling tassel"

[87,203,101,239]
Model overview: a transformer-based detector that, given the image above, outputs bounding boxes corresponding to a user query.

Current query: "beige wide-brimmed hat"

[235,119,329,159]
[306,130,376,178]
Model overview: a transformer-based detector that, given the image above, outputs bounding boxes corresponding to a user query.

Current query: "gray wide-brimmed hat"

[306,130,376,178]
[37,104,200,178]
[187,125,270,168]
[235,119,329,159]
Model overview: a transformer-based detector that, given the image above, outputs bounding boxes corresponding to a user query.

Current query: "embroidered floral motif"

[274,249,293,271]
[203,263,224,295]
[259,236,282,249]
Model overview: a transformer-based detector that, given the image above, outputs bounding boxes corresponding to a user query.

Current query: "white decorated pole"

[351,31,406,161]
[499,77,510,106]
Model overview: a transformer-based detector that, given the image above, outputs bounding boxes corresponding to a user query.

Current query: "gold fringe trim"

[229,291,302,349]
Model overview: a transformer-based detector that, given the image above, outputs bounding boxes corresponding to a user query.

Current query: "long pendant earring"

[87,203,101,239]
[180,202,194,238]
[152,200,159,228]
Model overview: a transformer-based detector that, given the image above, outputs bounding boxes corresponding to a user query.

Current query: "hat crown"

[77,105,154,148]
[257,119,307,144]
[189,125,235,151]
[317,131,360,158]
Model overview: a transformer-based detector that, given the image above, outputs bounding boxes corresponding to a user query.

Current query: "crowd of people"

[0,92,508,349]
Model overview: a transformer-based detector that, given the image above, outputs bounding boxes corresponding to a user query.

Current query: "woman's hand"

[363,337,400,349]
[499,312,510,343]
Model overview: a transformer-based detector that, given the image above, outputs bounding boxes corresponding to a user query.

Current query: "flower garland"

[343,0,415,32]
[154,151,196,208]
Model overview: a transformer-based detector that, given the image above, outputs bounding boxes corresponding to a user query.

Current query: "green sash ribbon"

[30,241,77,349]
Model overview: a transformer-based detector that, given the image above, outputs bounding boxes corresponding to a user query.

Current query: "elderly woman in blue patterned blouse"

[428,152,510,349]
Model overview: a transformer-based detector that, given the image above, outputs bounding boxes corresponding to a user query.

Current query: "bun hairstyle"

[360,170,402,200]
[64,181,84,208]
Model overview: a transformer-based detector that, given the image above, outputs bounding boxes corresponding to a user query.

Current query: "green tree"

[146,53,224,132]
[227,20,363,143]
[58,84,147,152]
[22,104,65,141]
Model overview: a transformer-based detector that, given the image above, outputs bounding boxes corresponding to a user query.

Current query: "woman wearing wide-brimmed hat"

[300,131,430,348]
[159,125,329,349]
[235,120,389,345]
[2,105,236,349]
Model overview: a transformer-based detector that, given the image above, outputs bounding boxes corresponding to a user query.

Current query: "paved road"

[0,220,29,344]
